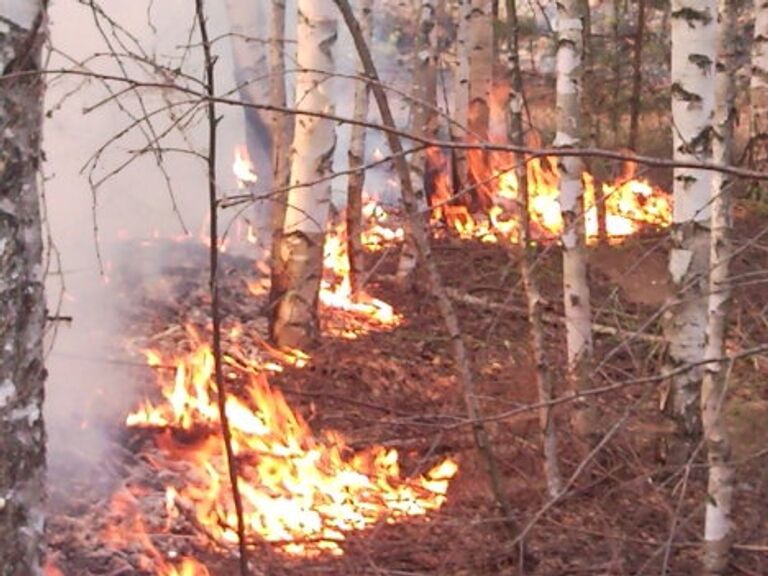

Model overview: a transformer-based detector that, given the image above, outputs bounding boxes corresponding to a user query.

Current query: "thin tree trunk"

[701,0,736,571]
[267,0,292,330]
[272,0,338,349]
[580,0,606,244]
[664,0,716,450]
[225,0,274,247]
[750,0,768,174]
[346,0,373,295]
[628,0,646,150]
[452,0,472,195]
[507,0,563,498]
[555,0,594,438]
[196,2,249,573]
[333,0,519,535]
[0,2,47,573]
[610,0,623,147]
[397,0,438,282]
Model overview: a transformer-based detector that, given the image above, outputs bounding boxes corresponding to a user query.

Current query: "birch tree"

[508,0,562,497]
[347,0,373,295]
[0,1,48,573]
[267,0,294,327]
[554,0,594,438]
[750,0,768,176]
[225,0,274,240]
[271,0,337,348]
[664,0,716,444]
[466,0,494,209]
[396,0,438,281]
[701,0,736,571]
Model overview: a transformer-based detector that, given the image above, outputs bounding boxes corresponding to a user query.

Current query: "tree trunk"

[664,0,715,448]
[628,0,646,150]
[225,0,274,248]
[332,0,518,535]
[396,0,438,282]
[467,0,494,210]
[452,0,472,195]
[346,0,373,295]
[507,0,563,498]
[267,0,293,330]
[750,0,768,173]
[701,0,736,572]
[555,0,594,439]
[271,0,337,349]
[0,3,47,574]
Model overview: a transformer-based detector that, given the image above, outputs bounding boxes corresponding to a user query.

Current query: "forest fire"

[320,201,403,336]
[127,329,458,558]
[429,148,673,244]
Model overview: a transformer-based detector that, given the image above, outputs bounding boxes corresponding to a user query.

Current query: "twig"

[195,2,249,574]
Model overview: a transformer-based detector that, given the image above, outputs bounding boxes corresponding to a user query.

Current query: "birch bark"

[225,0,274,244]
[0,2,47,573]
[555,0,594,438]
[508,0,562,497]
[397,0,438,281]
[750,0,768,173]
[664,0,715,443]
[701,0,735,572]
[272,0,337,349]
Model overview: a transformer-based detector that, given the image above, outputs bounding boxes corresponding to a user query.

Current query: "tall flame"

[127,330,457,557]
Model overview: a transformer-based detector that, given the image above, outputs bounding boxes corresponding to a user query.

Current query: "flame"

[320,197,404,338]
[428,144,672,244]
[102,487,210,575]
[233,145,258,185]
[127,331,457,556]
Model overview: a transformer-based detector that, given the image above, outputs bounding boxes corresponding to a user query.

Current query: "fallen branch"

[445,287,665,344]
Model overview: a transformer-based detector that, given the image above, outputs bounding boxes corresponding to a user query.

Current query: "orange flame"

[320,197,404,338]
[429,144,672,244]
[233,145,258,185]
[127,330,457,556]
[103,487,210,575]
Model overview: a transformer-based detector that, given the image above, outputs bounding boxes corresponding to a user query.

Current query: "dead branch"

[332,0,519,541]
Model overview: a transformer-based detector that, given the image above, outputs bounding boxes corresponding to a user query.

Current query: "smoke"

[42,0,245,483]
[42,0,408,486]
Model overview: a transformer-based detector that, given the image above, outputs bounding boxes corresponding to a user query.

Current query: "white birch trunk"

[347,0,373,294]
[467,0,494,209]
[453,0,472,191]
[508,0,563,497]
[750,0,768,171]
[272,0,337,349]
[555,0,594,437]
[396,0,438,282]
[469,0,493,136]
[701,0,735,572]
[665,0,715,443]
[226,0,274,249]
[0,2,47,573]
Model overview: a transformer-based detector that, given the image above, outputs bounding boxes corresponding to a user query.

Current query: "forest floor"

[47,206,768,576]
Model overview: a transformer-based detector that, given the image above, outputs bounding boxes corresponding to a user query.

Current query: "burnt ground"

[47,208,768,576]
